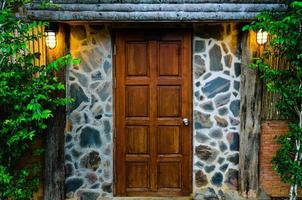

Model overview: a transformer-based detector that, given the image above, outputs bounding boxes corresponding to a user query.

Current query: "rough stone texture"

[214,115,228,127]
[227,153,239,165]
[195,145,219,163]
[227,132,239,151]
[194,55,206,79]
[64,23,241,199]
[65,178,84,195]
[230,99,240,117]
[79,127,102,148]
[211,172,223,186]
[209,44,223,71]
[224,54,233,68]
[193,23,241,199]
[215,93,231,108]
[201,77,230,98]
[209,128,223,139]
[201,101,215,112]
[195,40,206,52]
[69,83,89,111]
[80,151,101,171]
[65,25,112,198]
[196,170,208,187]
[77,191,100,200]
[194,111,213,129]
[225,168,239,190]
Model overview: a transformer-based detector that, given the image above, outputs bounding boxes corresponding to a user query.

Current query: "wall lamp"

[256,29,268,45]
[45,23,58,49]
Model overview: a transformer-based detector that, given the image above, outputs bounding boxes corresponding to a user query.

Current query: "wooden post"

[44,24,70,200]
[239,31,262,198]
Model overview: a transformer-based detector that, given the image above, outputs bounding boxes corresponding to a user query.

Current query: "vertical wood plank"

[44,24,69,200]
[181,31,192,194]
[239,31,262,198]
[115,31,126,196]
[149,40,157,192]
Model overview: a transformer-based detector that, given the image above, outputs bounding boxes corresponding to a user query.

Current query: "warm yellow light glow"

[45,31,56,49]
[256,30,268,45]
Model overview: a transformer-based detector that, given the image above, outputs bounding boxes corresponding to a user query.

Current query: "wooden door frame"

[112,29,193,196]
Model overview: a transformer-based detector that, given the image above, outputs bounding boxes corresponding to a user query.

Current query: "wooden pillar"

[44,24,70,200]
[239,31,262,198]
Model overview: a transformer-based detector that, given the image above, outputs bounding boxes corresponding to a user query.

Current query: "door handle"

[183,118,189,126]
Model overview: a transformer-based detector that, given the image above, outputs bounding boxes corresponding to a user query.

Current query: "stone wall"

[64,25,113,199]
[193,24,241,200]
[63,23,242,200]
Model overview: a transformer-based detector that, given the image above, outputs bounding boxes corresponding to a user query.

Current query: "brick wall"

[260,121,290,197]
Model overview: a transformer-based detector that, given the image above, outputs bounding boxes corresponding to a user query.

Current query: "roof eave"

[25,3,287,21]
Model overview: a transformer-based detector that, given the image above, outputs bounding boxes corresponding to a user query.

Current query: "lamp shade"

[256,30,268,45]
[45,23,58,49]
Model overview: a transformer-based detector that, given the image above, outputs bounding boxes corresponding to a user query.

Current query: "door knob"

[183,118,189,126]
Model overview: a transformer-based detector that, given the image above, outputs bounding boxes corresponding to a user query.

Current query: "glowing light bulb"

[45,31,56,49]
[256,30,268,45]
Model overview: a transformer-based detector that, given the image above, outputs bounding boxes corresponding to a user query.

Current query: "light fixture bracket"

[45,22,59,33]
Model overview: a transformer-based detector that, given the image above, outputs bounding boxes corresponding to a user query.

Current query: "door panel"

[115,30,192,196]
[126,86,149,117]
[126,126,149,154]
[158,162,181,188]
[157,126,181,154]
[126,42,148,76]
[126,162,150,189]
[159,42,181,76]
[158,86,181,117]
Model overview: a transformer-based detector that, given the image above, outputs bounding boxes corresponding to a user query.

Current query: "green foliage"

[0,5,79,200]
[244,0,302,196]
[272,123,302,187]
[38,0,60,9]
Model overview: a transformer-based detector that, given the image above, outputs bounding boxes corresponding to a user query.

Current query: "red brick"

[260,121,290,197]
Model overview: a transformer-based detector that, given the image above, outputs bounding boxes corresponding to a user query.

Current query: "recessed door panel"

[158,162,181,188]
[126,162,150,188]
[126,42,148,76]
[126,86,149,117]
[159,42,180,76]
[158,86,181,117]
[157,126,181,154]
[126,126,149,154]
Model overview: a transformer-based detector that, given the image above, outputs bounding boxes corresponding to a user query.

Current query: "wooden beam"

[31,0,286,3]
[24,2,286,21]
[27,3,286,12]
[44,24,70,200]
[239,31,262,198]
[26,10,282,21]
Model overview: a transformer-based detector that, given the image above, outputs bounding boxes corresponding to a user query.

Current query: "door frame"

[112,29,193,196]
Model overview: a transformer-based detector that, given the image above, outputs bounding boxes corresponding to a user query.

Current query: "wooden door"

[115,30,192,197]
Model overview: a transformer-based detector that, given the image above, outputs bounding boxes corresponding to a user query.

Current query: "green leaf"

[0,7,80,199]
